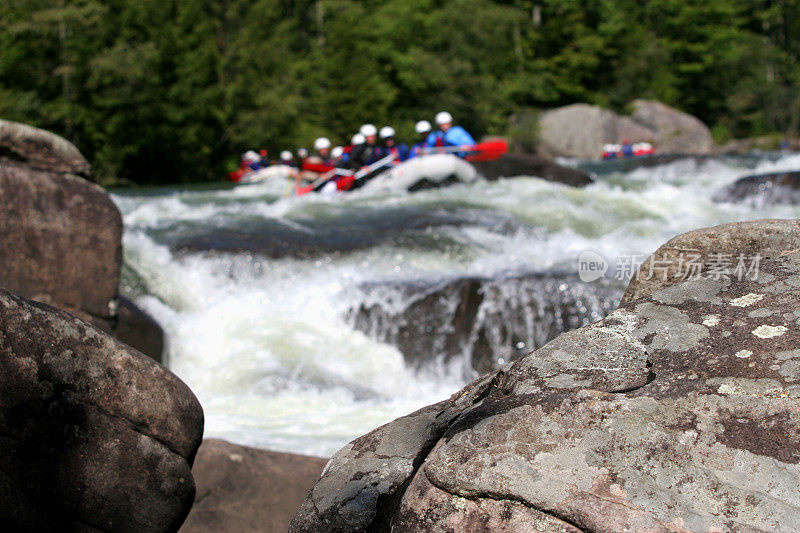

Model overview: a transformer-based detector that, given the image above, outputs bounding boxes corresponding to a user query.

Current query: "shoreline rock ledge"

[290,218,800,532]
[0,288,204,531]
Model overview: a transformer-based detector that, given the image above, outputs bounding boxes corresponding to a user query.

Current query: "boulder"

[0,119,120,328]
[471,152,593,187]
[631,99,715,155]
[712,171,800,206]
[0,288,204,531]
[291,219,800,532]
[537,101,714,160]
[0,119,91,177]
[181,439,327,533]
[537,103,654,160]
[0,119,165,361]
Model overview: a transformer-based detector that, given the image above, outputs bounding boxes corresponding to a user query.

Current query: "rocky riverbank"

[291,218,800,532]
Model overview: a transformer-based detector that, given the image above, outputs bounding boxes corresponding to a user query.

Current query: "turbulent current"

[114,152,800,457]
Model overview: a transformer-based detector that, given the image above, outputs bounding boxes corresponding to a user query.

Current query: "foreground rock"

[712,170,800,206]
[182,439,326,533]
[0,119,163,361]
[538,100,714,160]
[472,152,593,187]
[291,219,800,532]
[0,289,204,531]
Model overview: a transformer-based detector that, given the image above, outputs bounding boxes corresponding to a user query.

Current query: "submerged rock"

[348,273,620,375]
[471,152,593,187]
[713,170,800,206]
[0,289,204,531]
[182,439,326,533]
[291,219,800,532]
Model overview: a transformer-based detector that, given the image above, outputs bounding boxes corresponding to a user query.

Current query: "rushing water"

[113,152,800,457]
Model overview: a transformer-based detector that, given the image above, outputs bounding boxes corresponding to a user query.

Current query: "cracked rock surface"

[0,289,204,531]
[290,219,800,532]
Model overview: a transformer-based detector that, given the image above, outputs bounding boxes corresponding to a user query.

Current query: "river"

[113,152,800,457]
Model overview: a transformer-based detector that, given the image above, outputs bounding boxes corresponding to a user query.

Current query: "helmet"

[359,123,378,137]
[415,120,432,134]
[244,150,260,161]
[331,146,344,159]
[280,150,293,161]
[435,111,453,125]
[259,149,268,158]
[351,133,366,145]
[314,137,331,151]
[379,126,395,139]
[297,147,308,158]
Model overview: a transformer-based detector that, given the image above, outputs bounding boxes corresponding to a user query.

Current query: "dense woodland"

[2,0,800,184]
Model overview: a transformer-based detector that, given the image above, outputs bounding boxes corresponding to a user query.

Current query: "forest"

[2,0,799,184]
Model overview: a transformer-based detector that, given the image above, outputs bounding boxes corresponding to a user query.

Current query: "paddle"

[296,153,397,196]
[421,139,508,162]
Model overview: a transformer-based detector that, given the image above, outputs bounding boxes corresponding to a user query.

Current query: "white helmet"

[280,150,293,161]
[379,126,395,139]
[297,147,308,158]
[244,150,260,161]
[435,111,453,125]
[351,133,366,145]
[415,120,432,134]
[314,137,331,151]
[331,146,344,159]
[359,123,378,137]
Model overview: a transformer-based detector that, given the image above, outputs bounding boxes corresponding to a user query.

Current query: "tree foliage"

[2,0,800,184]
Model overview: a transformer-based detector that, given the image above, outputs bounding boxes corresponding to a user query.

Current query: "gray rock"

[538,104,654,161]
[181,439,326,533]
[621,218,800,304]
[0,288,204,531]
[538,101,714,160]
[292,219,800,532]
[631,99,715,155]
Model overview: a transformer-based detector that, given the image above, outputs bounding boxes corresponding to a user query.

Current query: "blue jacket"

[384,143,410,162]
[425,130,444,147]
[443,126,476,147]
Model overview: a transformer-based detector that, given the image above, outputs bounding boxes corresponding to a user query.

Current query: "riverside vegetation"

[2,0,800,184]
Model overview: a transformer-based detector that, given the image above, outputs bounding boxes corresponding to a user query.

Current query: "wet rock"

[115,295,166,364]
[471,152,593,187]
[0,288,204,531]
[713,171,800,206]
[291,219,800,532]
[182,439,326,533]
[348,273,620,375]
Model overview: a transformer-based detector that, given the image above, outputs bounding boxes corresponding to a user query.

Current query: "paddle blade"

[466,139,508,162]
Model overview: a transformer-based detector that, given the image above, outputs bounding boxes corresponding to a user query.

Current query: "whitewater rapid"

[114,152,800,457]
